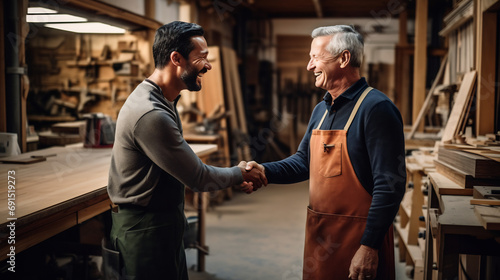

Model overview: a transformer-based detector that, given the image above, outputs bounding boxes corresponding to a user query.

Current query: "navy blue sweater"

[262,78,406,249]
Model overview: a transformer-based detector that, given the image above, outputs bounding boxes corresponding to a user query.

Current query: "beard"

[181,64,206,91]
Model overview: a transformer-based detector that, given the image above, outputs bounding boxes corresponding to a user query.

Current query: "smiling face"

[181,36,212,91]
[306,35,341,92]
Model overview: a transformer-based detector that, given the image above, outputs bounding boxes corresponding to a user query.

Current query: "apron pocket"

[318,142,342,178]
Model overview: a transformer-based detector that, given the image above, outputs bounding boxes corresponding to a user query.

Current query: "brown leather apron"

[303,87,395,280]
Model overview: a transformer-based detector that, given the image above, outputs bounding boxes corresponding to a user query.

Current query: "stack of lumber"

[432,142,500,232]
[437,146,500,177]
[434,145,500,194]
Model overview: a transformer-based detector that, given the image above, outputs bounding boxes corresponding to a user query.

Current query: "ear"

[170,51,184,67]
[339,50,351,68]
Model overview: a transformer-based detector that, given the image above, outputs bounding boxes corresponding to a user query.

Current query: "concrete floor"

[186,181,412,280]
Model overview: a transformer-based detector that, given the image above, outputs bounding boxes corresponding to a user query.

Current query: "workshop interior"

[1,0,500,279]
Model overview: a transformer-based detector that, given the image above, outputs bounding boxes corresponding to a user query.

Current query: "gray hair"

[311,25,364,68]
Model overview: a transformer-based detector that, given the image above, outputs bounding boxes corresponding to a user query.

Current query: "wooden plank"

[228,49,248,134]
[222,47,251,160]
[408,171,424,245]
[407,54,448,139]
[434,159,500,188]
[441,71,477,143]
[394,221,408,262]
[400,189,414,227]
[457,80,474,136]
[408,244,424,262]
[462,149,500,163]
[474,205,500,230]
[470,199,500,206]
[220,46,241,160]
[428,171,473,196]
[412,0,428,132]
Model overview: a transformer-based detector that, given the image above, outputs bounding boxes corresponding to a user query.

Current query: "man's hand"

[245,161,265,173]
[239,181,254,194]
[238,161,267,193]
[348,245,378,280]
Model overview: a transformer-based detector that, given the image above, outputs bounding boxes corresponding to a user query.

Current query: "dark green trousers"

[110,206,188,280]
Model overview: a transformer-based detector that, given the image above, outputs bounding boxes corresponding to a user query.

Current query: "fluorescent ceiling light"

[28,7,57,14]
[44,22,126,34]
[27,14,87,23]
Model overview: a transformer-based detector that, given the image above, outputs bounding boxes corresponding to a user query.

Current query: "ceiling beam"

[64,0,162,30]
[312,0,323,18]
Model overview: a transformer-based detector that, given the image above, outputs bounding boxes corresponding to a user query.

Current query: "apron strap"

[315,109,329,130]
[343,86,373,131]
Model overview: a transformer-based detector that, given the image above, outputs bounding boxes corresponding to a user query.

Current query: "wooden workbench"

[0,142,217,262]
[425,172,500,279]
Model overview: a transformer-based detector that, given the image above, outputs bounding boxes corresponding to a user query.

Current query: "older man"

[245,25,405,280]
[107,21,266,279]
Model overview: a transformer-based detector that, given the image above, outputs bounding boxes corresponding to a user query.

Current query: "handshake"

[237,161,267,194]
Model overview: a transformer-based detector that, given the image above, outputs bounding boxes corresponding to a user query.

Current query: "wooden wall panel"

[475,5,497,136]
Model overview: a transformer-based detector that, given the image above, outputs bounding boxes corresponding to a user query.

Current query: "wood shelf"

[28,115,77,122]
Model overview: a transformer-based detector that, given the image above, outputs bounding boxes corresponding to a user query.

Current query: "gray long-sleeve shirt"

[107,80,243,209]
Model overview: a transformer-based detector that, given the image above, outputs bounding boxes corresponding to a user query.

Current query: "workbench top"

[0,144,112,226]
[0,142,217,260]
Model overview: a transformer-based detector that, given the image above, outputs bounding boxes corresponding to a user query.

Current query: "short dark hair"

[153,21,204,69]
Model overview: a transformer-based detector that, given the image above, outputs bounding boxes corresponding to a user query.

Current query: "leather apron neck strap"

[315,86,373,131]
